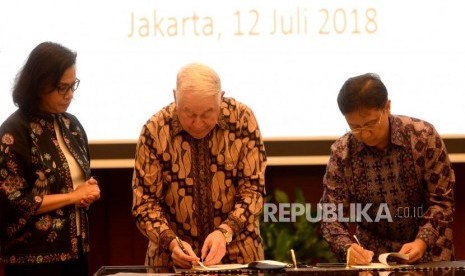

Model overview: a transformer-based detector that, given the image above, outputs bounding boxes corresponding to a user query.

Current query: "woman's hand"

[74,177,100,207]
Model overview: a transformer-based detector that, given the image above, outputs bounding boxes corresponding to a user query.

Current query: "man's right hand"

[347,243,374,265]
[169,238,199,268]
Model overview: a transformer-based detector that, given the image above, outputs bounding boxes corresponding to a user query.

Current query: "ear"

[220,91,225,101]
[385,99,391,114]
[173,89,177,103]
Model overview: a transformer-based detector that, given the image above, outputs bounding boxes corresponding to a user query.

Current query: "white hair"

[175,63,221,99]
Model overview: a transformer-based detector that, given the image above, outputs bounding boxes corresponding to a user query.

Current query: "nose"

[359,129,374,140]
[63,89,74,99]
[192,117,203,129]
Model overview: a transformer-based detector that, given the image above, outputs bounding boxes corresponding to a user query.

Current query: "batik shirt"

[132,97,267,266]
[320,115,455,262]
[0,109,91,264]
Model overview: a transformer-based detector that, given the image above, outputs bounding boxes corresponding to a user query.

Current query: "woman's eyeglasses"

[56,78,80,96]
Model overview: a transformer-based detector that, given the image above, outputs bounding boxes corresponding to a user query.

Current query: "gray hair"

[175,63,221,99]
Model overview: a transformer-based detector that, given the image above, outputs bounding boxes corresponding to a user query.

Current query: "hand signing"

[347,243,374,265]
[169,238,199,268]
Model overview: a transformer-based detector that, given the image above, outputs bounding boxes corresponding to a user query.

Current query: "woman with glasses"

[320,73,455,266]
[0,42,100,276]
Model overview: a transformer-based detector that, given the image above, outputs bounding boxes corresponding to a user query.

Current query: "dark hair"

[12,41,77,114]
[337,73,388,115]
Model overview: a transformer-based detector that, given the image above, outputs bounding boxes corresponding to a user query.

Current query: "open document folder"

[173,260,288,273]
[351,252,412,270]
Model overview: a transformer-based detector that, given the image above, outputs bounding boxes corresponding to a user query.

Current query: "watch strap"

[216,226,232,244]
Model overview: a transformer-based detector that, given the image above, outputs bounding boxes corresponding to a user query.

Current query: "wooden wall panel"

[1,163,463,276]
[86,163,465,275]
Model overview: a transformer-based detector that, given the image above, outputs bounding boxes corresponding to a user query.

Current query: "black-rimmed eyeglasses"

[56,78,80,96]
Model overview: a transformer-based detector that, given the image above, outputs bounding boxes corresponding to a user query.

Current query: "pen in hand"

[175,236,189,255]
[347,235,360,267]
[353,235,362,246]
[352,235,374,264]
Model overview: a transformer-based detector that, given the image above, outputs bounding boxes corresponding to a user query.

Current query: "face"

[175,90,223,139]
[39,66,77,114]
[344,101,391,150]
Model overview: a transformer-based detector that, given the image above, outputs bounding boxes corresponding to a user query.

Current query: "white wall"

[1,0,464,142]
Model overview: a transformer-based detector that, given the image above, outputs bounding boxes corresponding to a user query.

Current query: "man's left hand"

[399,239,427,264]
[201,229,228,265]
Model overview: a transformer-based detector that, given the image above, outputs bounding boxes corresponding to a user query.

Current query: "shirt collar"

[389,115,411,148]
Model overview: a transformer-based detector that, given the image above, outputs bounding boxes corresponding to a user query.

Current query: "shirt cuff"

[160,229,177,252]
[416,226,439,247]
[223,213,243,235]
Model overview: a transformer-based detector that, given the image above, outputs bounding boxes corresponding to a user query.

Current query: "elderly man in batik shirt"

[132,63,266,268]
[320,73,455,265]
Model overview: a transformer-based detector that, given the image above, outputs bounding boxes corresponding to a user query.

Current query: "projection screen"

[1,0,464,165]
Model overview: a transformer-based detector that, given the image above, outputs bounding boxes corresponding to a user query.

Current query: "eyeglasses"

[56,78,80,96]
[348,111,384,134]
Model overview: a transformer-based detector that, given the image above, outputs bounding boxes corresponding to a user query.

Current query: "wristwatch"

[216,226,232,244]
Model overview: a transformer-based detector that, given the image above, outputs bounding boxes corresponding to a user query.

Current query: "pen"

[175,236,188,255]
[353,235,362,246]
[290,249,297,269]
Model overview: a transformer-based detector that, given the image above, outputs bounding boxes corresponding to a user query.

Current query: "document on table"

[193,264,249,271]
[173,263,248,274]
[351,252,412,269]
[173,260,288,273]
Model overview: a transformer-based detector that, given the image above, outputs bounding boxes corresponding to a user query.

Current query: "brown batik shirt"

[132,97,267,266]
[321,115,455,262]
